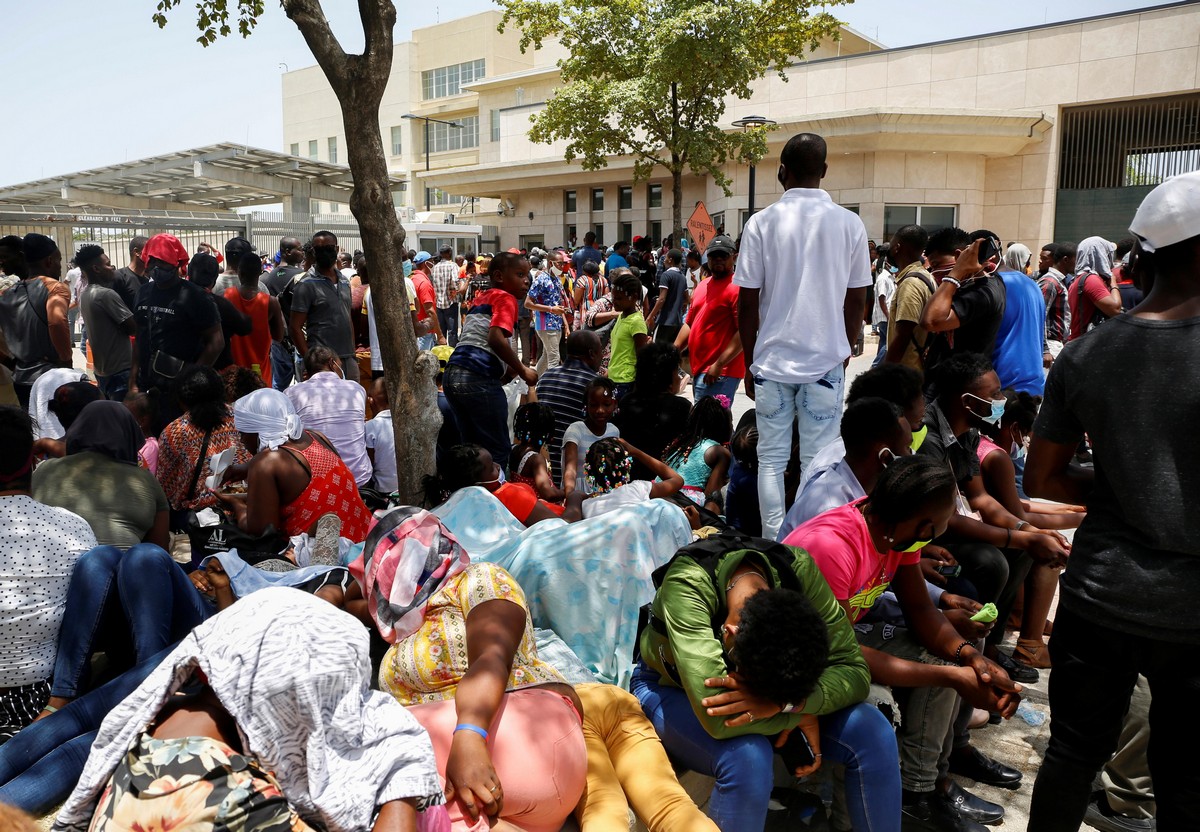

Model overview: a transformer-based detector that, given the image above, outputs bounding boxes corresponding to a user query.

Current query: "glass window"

[390,126,403,157]
[593,223,604,244]
[564,190,577,213]
[648,184,663,209]
[430,189,463,206]
[490,109,500,142]
[843,204,860,214]
[883,206,918,238]
[619,186,633,210]
[289,142,299,157]
[883,205,956,239]
[307,140,319,160]
[566,224,577,244]
[425,116,480,154]
[650,221,662,243]
[710,212,725,235]
[619,222,633,242]
[591,188,604,211]
[392,191,405,208]
[917,206,956,234]
[421,59,487,100]
[327,136,338,164]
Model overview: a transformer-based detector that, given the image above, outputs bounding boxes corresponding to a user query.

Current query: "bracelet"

[953,640,973,665]
[41,705,58,715]
[942,277,962,289]
[1004,528,1012,548]
[454,723,489,741]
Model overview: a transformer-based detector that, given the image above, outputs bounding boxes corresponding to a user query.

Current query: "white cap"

[1130,171,1200,252]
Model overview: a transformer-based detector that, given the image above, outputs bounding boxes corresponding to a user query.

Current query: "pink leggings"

[409,688,587,832]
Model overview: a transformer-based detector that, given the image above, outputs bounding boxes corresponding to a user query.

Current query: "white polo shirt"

[735,188,873,384]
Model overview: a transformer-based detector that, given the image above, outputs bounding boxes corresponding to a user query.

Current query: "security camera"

[505,199,516,211]
[497,207,505,216]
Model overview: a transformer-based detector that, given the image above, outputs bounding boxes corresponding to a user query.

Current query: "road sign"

[687,202,715,253]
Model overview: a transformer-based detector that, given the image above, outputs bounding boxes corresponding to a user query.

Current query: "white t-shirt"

[872,271,896,326]
[561,420,620,493]
[582,480,654,519]
[365,279,417,373]
[365,409,397,493]
[734,188,874,384]
[65,267,82,305]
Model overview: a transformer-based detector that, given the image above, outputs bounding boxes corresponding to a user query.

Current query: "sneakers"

[1084,793,1155,832]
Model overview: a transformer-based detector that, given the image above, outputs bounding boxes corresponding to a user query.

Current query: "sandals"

[1015,638,1052,669]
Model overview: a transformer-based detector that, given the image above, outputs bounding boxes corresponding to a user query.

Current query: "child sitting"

[510,402,565,502]
[725,415,763,536]
[123,391,161,474]
[582,437,684,519]
[364,378,397,494]
[562,376,620,495]
[662,395,733,513]
[425,443,583,526]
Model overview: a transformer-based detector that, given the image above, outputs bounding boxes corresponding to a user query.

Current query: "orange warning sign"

[686,202,716,253]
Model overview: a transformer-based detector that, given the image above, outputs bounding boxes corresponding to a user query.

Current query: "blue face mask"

[963,393,1006,427]
[887,264,899,274]
[402,260,413,278]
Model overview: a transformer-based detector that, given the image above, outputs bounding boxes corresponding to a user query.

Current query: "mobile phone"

[779,728,816,773]
[976,236,999,263]
[936,564,962,578]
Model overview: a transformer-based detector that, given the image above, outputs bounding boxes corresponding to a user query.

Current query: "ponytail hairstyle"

[585,437,633,495]
[866,455,957,526]
[1001,388,1040,434]
[512,402,556,449]
[663,395,733,463]
[422,443,490,507]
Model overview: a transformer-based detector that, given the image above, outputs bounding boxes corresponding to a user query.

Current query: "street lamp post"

[402,113,463,212]
[732,115,777,221]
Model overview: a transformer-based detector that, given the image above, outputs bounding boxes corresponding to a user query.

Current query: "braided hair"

[663,395,733,464]
[512,402,555,448]
[585,437,633,495]
[866,455,957,526]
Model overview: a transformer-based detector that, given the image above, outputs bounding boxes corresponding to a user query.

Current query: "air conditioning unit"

[416,211,453,223]
[397,206,417,222]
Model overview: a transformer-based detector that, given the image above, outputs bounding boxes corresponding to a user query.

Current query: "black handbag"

[186,510,290,570]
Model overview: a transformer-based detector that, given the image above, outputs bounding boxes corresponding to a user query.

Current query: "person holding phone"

[920,229,1009,374]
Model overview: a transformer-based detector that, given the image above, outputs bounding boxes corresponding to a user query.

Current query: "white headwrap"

[54,588,444,832]
[233,388,303,450]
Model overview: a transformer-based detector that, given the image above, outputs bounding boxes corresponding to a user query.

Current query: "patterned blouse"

[380,562,566,705]
[157,413,251,511]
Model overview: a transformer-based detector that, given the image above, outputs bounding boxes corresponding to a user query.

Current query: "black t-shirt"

[657,267,688,327]
[133,278,221,388]
[613,391,693,480]
[948,274,1007,357]
[916,400,980,488]
[266,265,304,301]
[112,267,146,312]
[1035,315,1200,643]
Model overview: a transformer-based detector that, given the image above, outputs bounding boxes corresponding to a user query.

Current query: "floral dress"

[89,733,314,832]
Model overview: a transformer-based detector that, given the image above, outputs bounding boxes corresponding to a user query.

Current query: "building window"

[591,188,604,211]
[566,224,577,244]
[424,116,480,154]
[327,137,338,164]
[331,202,340,213]
[710,212,725,235]
[392,191,405,208]
[739,210,751,232]
[883,205,957,238]
[619,187,633,210]
[593,223,604,244]
[290,142,299,157]
[390,126,403,157]
[421,58,486,100]
[650,221,662,243]
[619,222,633,242]
[490,109,500,142]
[648,184,663,209]
[307,140,318,160]
[842,204,860,214]
[429,188,464,206]
[564,190,577,213]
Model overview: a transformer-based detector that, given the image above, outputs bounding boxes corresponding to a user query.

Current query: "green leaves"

[152,0,267,47]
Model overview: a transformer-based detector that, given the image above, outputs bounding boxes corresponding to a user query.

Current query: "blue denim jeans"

[270,341,296,391]
[693,374,740,404]
[51,544,214,699]
[417,333,436,352]
[871,322,888,367]
[437,303,460,348]
[0,646,173,814]
[443,364,513,470]
[96,370,130,402]
[755,365,845,540]
[632,665,900,831]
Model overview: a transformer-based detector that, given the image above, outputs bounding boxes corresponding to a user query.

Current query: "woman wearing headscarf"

[350,507,587,832]
[221,388,372,543]
[51,588,445,832]
[33,400,169,549]
[1001,243,1032,276]
[1067,236,1123,340]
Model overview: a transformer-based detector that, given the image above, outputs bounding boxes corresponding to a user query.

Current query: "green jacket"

[638,546,870,740]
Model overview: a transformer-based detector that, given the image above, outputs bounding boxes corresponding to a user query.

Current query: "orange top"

[224,287,273,386]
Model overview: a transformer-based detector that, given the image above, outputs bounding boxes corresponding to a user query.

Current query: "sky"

[0,0,1174,188]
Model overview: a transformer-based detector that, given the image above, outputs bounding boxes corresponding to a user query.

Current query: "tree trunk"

[286,0,440,506]
[672,163,684,245]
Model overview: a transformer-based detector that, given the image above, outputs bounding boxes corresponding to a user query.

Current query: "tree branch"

[283,0,350,89]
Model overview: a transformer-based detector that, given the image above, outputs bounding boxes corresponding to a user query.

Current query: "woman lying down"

[52,588,446,832]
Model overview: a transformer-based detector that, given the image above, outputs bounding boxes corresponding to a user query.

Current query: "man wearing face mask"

[128,234,223,429]
[920,229,1008,375]
[289,230,359,383]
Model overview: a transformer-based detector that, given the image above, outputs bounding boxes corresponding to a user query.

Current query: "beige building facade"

[282,3,1200,251]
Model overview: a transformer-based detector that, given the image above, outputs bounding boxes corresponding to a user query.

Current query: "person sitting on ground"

[156,366,252,523]
[612,342,693,480]
[285,345,373,487]
[581,438,685,520]
[53,589,445,832]
[28,367,89,443]
[122,391,160,474]
[561,376,620,496]
[662,395,733,513]
[724,414,762,537]
[787,455,1022,832]
[222,388,373,543]
[606,269,651,399]
[351,508,587,832]
[633,530,897,832]
[32,401,169,551]
[0,406,97,743]
[220,363,266,403]
[509,402,565,503]
[424,444,582,526]
[31,380,101,459]
[365,378,398,495]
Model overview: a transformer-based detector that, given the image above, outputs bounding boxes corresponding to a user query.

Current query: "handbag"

[147,307,187,379]
[186,510,290,571]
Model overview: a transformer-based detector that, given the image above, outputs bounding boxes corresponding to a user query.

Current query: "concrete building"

[282,2,1200,251]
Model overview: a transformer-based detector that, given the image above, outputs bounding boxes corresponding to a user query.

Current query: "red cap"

[632,235,643,243]
[140,233,190,267]
[507,247,521,254]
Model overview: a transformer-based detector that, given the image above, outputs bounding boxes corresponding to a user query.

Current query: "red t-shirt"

[492,481,564,523]
[448,288,520,378]
[686,274,744,379]
[1067,272,1112,341]
[783,500,921,623]
[412,272,436,321]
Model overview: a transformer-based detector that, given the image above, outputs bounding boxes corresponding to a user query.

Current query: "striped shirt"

[535,358,598,487]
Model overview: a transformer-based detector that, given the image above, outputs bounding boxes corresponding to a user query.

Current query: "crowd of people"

[0,130,1192,832]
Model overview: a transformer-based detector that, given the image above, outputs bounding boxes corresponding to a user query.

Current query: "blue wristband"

[454,723,489,741]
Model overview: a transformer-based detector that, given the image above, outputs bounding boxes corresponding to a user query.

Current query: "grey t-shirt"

[1034,314,1200,643]
[657,267,688,327]
[32,452,168,548]
[291,270,354,358]
[80,284,133,376]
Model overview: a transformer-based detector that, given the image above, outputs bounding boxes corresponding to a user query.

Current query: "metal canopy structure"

[0,143,405,214]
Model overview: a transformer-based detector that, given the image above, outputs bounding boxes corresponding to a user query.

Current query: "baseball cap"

[141,233,191,267]
[1130,170,1200,252]
[224,236,256,263]
[706,234,737,255]
[187,252,220,288]
[413,251,433,265]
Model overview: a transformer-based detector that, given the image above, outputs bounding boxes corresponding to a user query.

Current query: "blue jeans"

[271,341,296,390]
[437,303,460,347]
[0,646,173,814]
[443,364,512,470]
[51,544,214,699]
[417,333,436,351]
[755,365,845,540]
[632,665,900,831]
[96,370,130,402]
[871,322,888,367]
[693,374,740,404]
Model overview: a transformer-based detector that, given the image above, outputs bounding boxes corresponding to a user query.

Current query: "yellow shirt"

[380,562,566,705]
